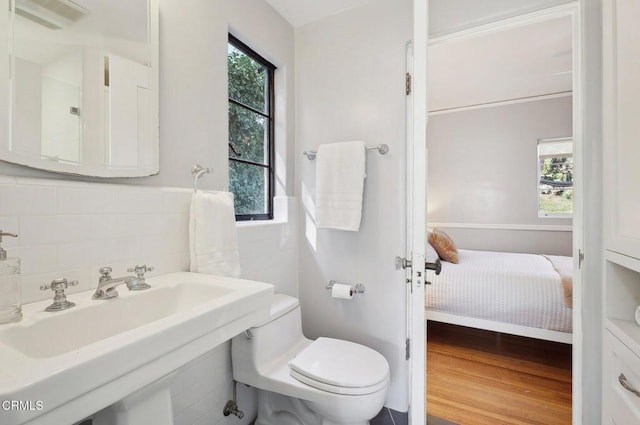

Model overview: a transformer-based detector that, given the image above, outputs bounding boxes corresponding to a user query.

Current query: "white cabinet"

[603,0,640,260]
[603,254,640,424]
[604,330,640,424]
[603,1,640,423]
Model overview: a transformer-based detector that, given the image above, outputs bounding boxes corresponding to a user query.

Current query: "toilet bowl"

[231,294,390,425]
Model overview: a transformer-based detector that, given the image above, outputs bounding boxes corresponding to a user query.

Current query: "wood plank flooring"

[426,322,572,425]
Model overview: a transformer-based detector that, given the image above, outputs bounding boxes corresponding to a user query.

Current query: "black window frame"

[228,34,276,221]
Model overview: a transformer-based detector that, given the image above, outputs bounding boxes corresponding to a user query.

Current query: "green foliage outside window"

[228,43,272,218]
[539,156,573,215]
[540,157,573,185]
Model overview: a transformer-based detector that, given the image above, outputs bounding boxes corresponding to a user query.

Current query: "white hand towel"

[189,191,241,276]
[315,141,366,231]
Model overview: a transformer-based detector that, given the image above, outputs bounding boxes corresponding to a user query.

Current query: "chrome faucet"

[92,267,136,300]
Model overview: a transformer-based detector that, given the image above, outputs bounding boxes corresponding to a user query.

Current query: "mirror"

[0,0,158,177]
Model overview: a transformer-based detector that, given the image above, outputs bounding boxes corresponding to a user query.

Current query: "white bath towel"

[315,141,366,231]
[189,191,241,276]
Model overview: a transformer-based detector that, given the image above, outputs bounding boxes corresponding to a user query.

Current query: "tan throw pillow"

[428,228,459,264]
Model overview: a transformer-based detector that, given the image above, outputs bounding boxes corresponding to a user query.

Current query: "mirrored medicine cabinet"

[0,0,159,177]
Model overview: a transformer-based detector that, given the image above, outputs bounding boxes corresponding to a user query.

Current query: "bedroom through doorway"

[424,3,581,423]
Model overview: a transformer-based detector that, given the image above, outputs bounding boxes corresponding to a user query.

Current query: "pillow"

[428,228,459,264]
[426,242,440,263]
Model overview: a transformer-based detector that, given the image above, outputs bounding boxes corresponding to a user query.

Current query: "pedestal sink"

[0,272,274,425]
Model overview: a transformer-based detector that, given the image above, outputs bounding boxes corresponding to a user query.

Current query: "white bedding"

[425,249,572,333]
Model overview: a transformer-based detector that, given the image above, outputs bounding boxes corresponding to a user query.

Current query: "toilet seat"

[288,337,389,396]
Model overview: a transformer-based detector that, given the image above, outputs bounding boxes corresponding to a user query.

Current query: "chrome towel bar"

[303,144,389,160]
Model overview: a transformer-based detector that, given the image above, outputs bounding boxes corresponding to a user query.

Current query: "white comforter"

[425,249,572,333]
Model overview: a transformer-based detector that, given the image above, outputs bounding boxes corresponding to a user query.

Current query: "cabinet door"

[604,0,640,260]
[603,331,640,425]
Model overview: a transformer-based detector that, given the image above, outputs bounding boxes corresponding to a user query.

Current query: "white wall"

[427,96,573,256]
[296,0,411,411]
[151,0,296,192]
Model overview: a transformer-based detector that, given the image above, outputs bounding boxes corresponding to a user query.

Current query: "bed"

[425,248,573,344]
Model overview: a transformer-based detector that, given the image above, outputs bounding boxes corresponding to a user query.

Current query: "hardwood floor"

[426,322,572,425]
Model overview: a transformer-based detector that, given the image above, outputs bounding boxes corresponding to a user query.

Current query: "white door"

[407,0,428,423]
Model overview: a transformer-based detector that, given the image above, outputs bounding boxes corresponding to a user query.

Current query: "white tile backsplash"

[0,184,58,216]
[56,186,121,215]
[0,176,297,424]
[0,177,297,303]
[10,244,59,275]
[19,215,117,246]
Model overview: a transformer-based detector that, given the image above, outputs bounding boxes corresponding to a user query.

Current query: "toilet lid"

[288,337,389,395]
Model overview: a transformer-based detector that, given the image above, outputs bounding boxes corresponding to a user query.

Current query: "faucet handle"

[126,264,153,291]
[40,279,78,312]
[127,264,154,275]
[99,267,113,278]
[40,278,78,291]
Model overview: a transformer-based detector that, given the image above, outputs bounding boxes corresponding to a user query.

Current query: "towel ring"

[191,164,211,193]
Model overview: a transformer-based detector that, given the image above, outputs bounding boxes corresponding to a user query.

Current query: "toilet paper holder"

[326,280,366,295]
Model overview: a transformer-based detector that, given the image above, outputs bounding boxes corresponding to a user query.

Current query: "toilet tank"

[232,294,306,384]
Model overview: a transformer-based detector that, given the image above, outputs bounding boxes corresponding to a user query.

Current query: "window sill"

[538,214,573,219]
[234,196,292,228]
[236,218,287,228]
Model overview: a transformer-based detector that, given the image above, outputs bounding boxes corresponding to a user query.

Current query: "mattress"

[425,249,572,333]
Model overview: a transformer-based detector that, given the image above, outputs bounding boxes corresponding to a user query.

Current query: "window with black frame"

[227,34,276,221]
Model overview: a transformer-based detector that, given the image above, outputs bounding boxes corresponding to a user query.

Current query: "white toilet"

[231,294,390,425]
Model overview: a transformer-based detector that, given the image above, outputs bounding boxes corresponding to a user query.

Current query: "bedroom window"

[228,34,276,221]
[538,138,573,217]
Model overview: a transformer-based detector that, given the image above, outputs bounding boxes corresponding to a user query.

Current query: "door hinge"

[579,249,585,269]
[406,338,411,360]
[406,72,412,95]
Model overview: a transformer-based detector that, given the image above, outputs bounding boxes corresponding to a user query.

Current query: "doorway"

[419,3,583,423]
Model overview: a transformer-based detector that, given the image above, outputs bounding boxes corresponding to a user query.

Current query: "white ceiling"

[265,0,374,27]
[428,0,574,36]
[15,0,148,66]
[428,15,573,112]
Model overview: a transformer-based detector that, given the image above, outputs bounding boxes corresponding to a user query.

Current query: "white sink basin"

[1,283,234,359]
[0,272,273,425]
